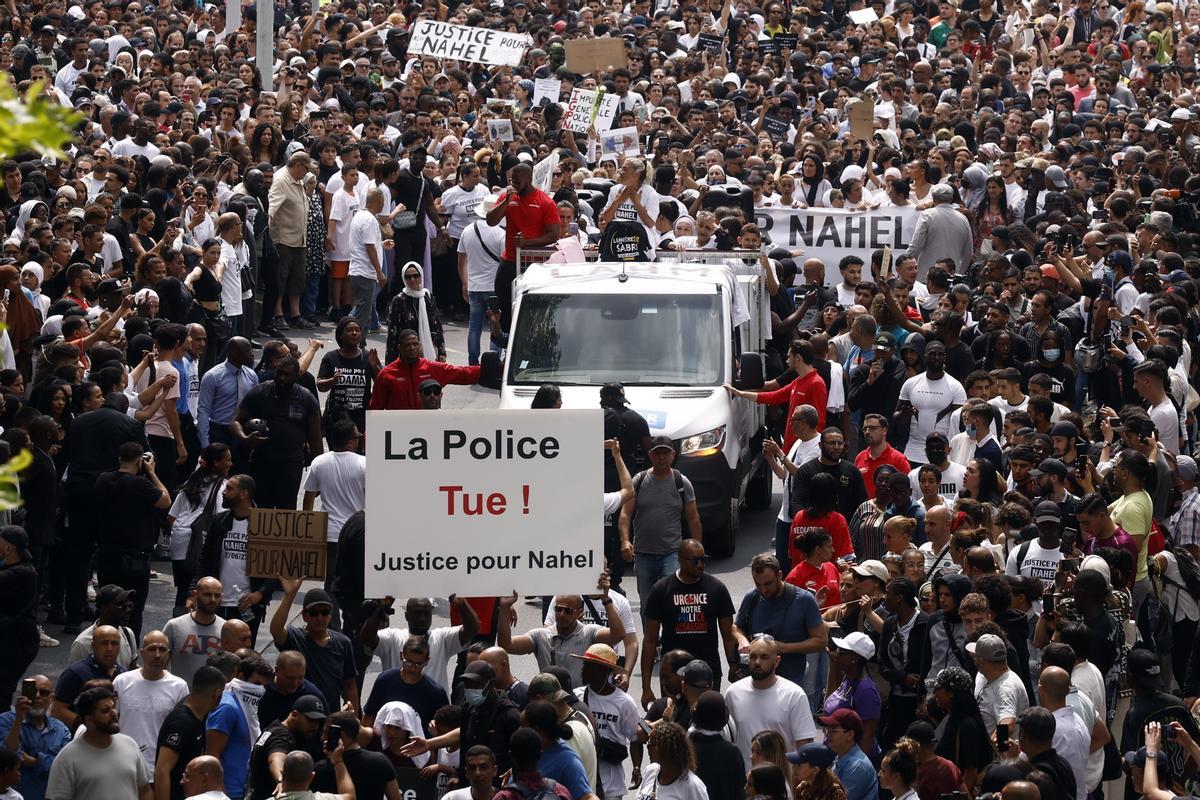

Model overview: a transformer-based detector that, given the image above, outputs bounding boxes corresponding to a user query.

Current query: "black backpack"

[503,777,562,800]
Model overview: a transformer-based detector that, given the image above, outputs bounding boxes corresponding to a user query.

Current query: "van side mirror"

[736,353,764,390]
[479,351,502,390]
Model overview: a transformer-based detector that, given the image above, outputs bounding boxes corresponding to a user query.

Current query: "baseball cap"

[0,527,32,561]
[873,332,896,350]
[528,672,570,702]
[966,633,1007,662]
[904,720,937,744]
[96,584,135,606]
[679,659,714,688]
[1128,648,1162,689]
[1125,746,1170,773]
[1171,108,1192,121]
[1031,458,1068,479]
[851,560,888,584]
[817,708,863,738]
[832,631,876,660]
[1034,500,1062,524]
[1177,455,1198,482]
[292,695,328,720]
[463,661,497,685]
[95,278,126,296]
[302,588,334,611]
[1040,264,1060,280]
[649,435,675,452]
[419,378,442,394]
[786,743,835,768]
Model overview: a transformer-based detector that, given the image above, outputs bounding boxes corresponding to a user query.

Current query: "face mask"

[464,688,486,707]
[1043,348,1061,361]
[966,424,977,437]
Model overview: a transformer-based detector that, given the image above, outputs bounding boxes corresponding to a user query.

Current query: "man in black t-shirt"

[232,355,323,510]
[155,665,227,800]
[312,711,399,799]
[640,540,737,708]
[94,441,171,637]
[601,383,652,593]
[247,695,328,800]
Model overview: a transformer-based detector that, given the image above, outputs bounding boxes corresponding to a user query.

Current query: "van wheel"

[745,459,773,511]
[706,498,740,558]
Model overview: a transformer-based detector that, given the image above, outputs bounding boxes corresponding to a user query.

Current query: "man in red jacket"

[723,339,828,449]
[369,330,482,410]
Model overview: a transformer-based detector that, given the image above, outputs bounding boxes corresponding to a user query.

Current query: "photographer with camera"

[93,442,172,638]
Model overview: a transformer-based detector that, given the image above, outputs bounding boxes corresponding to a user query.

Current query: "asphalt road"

[29,318,779,693]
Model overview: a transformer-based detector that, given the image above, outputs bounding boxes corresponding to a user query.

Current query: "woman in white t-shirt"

[167,443,231,614]
[599,158,661,254]
[636,723,709,800]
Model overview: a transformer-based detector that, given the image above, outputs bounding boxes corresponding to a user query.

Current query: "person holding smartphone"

[246,695,329,800]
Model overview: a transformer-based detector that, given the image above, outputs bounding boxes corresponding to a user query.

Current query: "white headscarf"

[400,262,437,361]
[373,701,430,767]
[13,200,47,240]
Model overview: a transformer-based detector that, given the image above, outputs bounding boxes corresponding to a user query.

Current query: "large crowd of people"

[1,0,1200,797]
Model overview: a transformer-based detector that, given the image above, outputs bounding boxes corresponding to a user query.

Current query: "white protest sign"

[601,126,641,157]
[754,205,920,286]
[565,88,599,133]
[532,151,560,193]
[407,20,531,67]
[533,77,562,108]
[847,7,878,23]
[364,410,604,597]
[592,93,620,132]
[487,118,514,142]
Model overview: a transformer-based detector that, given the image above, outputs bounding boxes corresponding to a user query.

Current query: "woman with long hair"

[789,743,845,800]
[786,529,842,608]
[929,666,993,794]
[249,124,283,166]
[877,738,921,800]
[33,379,73,475]
[823,634,881,758]
[185,238,228,371]
[917,464,948,511]
[788,473,852,573]
[746,764,790,800]
[960,458,1005,506]
[531,384,562,409]
[976,330,1020,371]
[750,731,793,787]
[385,262,445,364]
[166,443,232,614]
[972,176,1012,255]
[850,465,897,563]
[640,722,708,800]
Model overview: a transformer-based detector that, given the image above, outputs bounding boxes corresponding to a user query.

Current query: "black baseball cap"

[649,435,675,452]
[1031,458,1068,479]
[292,695,328,720]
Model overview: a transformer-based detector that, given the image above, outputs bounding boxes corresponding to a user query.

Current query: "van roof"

[516,261,739,293]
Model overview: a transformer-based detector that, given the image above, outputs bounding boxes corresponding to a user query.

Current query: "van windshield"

[507,293,724,386]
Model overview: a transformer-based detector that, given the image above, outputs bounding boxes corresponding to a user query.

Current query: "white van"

[491,260,772,556]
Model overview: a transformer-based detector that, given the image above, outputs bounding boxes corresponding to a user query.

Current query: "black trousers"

[0,623,39,706]
[95,547,151,639]
[495,259,517,330]
[249,458,303,510]
[62,484,98,624]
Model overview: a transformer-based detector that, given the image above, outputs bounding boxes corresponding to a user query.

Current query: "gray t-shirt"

[527,623,602,689]
[631,469,695,555]
[163,613,224,686]
[46,732,150,800]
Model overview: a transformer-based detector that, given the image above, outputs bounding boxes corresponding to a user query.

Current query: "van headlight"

[679,426,726,457]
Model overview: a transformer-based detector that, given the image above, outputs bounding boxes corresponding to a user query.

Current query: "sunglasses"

[553,605,579,614]
[306,607,332,617]
[684,556,710,565]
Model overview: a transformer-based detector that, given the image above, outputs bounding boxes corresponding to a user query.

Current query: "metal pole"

[256,0,273,91]
[224,0,241,43]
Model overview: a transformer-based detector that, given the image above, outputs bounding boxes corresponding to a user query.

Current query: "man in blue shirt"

[0,674,71,800]
[733,553,827,685]
[205,653,274,800]
[197,337,258,449]
[820,708,878,800]
[362,637,448,734]
[51,625,124,729]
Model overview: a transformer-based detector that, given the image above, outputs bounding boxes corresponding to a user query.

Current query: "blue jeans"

[635,552,679,620]
[467,291,501,365]
[301,272,322,316]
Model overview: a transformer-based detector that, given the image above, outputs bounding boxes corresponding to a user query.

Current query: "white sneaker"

[86,582,96,602]
[39,626,60,647]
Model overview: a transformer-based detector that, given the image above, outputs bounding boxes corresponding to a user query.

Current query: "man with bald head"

[1001,781,1040,800]
[919,505,959,578]
[114,631,189,773]
[53,624,125,728]
[165,577,225,685]
[220,619,252,653]
[723,635,817,765]
[1037,666,1089,800]
[181,755,229,799]
[479,646,529,707]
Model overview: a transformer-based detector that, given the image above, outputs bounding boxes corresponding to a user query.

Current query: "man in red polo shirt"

[369,329,482,410]
[853,413,911,498]
[484,161,561,328]
[723,339,828,450]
